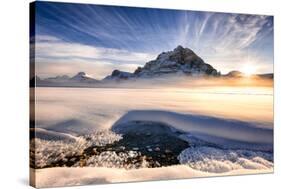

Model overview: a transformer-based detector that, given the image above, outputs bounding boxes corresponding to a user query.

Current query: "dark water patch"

[32,121,189,169]
[109,121,190,167]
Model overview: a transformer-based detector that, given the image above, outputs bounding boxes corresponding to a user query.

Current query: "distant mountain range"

[224,70,273,79]
[32,72,100,87]
[32,45,273,87]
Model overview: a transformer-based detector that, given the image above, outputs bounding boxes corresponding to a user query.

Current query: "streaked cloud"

[35,35,155,79]
[34,2,273,77]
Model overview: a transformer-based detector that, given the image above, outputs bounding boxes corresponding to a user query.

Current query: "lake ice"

[31,86,273,187]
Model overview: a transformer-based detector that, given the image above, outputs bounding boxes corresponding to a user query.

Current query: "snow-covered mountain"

[104,45,220,81]
[134,45,219,77]
[32,46,273,87]
[103,70,134,81]
[69,72,96,82]
[35,72,99,87]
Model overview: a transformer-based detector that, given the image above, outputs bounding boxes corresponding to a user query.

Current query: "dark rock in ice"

[34,121,190,169]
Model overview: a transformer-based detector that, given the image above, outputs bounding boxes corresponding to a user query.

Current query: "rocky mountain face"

[104,45,220,81]
[32,45,273,87]
[134,45,219,77]
[103,70,134,81]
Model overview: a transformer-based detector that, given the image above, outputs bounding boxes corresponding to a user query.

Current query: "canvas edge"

[29,1,36,188]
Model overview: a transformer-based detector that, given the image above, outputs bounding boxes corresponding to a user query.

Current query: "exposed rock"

[103,45,220,81]
[103,69,134,81]
[135,45,219,77]
[34,120,190,169]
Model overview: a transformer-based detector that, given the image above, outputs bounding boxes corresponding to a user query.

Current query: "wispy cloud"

[35,35,155,79]
[175,13,273,73]
[34,2,273,76]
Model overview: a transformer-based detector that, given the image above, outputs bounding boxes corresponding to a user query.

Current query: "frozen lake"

[34,86,273,132]
[31,86,274,187]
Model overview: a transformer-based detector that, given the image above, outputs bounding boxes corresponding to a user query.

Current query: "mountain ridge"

[33,45,273,87]
[104,45,220,81]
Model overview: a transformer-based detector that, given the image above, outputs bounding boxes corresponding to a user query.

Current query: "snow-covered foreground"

[32,87,273,187]
[34,166,273,188]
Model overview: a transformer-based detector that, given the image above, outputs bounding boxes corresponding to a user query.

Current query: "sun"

[241,65,256,76]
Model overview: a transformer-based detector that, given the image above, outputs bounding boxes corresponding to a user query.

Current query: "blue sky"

[34,1,274,79]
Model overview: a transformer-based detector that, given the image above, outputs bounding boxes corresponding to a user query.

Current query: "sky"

[33,1,274,79]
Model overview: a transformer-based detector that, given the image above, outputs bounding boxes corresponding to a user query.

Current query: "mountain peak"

[77,72,86,76]
[174,45,184,51]
[36,71,99,87]
[135,45,219,77]
[71,72,97,81]
[173,45,194,54]
[100,45,220,80]
[104,69,134,81]
[104,45,220,81]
